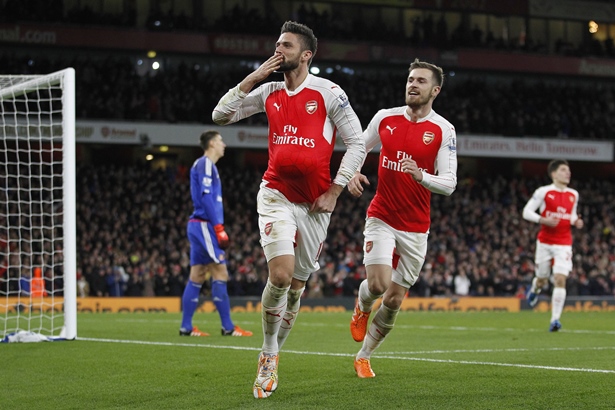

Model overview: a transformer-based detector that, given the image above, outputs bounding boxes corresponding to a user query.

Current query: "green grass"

[2,310,614,409]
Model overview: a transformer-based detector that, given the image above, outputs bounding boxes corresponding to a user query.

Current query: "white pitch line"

[77,337,615,374]
[384,346,615,355]
[376,355,615,374]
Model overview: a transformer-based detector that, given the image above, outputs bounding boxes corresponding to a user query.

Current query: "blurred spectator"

[77,270,90,298]
[454,269,471,296]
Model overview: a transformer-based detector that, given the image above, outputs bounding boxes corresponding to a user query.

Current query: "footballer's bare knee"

[382,283,408,310]
[553,273,567,288]
[267,255,294,287]
[366,264,392,295]
[368,281,388,296]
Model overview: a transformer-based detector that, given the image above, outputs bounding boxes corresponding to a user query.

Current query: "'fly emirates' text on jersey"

[212,74,365,204]
[364,107,457,233]
[523,184,579,245]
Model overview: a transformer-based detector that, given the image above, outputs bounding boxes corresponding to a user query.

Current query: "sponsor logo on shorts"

[265,222,273,236]
[365,241,373,253]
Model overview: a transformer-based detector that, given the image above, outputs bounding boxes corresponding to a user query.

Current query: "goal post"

[0,68,77,340]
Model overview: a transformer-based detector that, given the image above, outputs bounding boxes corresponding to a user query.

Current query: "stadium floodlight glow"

[147,50,157,58]
[159,145,169,152]
[589,21,598,34]
[0,68,77,340]
[152,61,160,70]
[310,66,320,75]
[146,154,154,161]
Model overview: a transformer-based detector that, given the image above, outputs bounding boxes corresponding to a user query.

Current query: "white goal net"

[0,68,77,340]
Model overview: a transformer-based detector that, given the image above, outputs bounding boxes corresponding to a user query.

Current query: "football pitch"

[2,310,614,409]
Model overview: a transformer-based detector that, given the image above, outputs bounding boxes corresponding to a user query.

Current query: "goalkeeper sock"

[212,280,234,331]
[180,280,202,331]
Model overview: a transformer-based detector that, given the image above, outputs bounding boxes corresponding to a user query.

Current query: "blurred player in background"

[523,159,583,332]
[179,130,253,338]
[347,59,457,378]
[213,21,365,398]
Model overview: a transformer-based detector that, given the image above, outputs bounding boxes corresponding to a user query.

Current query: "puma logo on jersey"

[386,126,396,135]
[273,102,281,111]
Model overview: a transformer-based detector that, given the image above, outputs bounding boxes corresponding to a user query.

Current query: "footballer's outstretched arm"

[212,84,265,125]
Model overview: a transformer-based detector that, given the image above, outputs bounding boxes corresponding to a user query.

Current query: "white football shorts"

[534,240,573,277]
[257,182,330,281]
[362,217,428,288]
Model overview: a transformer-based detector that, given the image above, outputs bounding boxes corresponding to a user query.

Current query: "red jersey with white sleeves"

[212,74,365,204]
[522,184,579,245]
[363,107,457,233]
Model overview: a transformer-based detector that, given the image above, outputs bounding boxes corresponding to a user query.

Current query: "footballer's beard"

[277,57,300,72]
[406,93,431,110]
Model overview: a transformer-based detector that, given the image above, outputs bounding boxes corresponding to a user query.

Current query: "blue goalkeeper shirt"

[189,155,223,226]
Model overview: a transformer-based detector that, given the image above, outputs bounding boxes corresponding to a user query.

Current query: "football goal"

[0,68,77,340]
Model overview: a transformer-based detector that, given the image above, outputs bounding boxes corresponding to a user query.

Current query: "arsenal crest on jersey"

[305,100,318,114]
[264,222,273,236]
[365,241,373,253]
[423,131,435,145]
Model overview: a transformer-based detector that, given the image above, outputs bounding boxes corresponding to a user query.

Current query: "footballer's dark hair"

[281,20,318,65]
[200,130,220,150]
[409,58,444,88]
[547,159,569,178]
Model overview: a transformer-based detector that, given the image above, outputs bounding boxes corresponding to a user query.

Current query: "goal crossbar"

[0,70,68,101]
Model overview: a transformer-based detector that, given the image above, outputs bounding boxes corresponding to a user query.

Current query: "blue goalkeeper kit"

[181,155,234,333]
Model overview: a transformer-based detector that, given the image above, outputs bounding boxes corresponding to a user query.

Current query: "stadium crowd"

[2,1,612,58]
[2,51,615,140]
[64,163,615,299]
[1,161,614,300]
[3,1,615,140]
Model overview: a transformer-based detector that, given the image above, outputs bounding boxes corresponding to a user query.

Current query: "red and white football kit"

[213,74,365,278]
[361,107,457,287]
[523,184,580,275]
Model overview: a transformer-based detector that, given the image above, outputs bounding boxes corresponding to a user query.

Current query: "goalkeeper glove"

[214,224,229,249]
